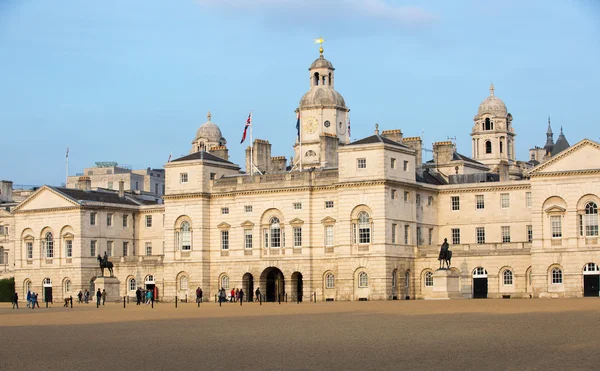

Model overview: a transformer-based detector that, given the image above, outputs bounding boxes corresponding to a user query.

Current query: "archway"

[242,273,254,302]
[291,272,303,302]
[472,267,488,299]
[42,278,53,303]
[261,267,284,302]
[583,263,600,297]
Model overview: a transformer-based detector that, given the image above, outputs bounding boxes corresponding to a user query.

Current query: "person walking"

[26,290,31,308]
[235,288,240,303]
[12,292,19,309]
[101,289,107,305]
[196,287,201,303]
[198,288,203,304]
[136,288,142,305]
[219,287,225,306]
[238,289,244,306]
[146,289,152,304]
[255,287,261,302]
[34,292,40,308]
[230,288,235,303]
[96,288,101,307]
[77,290,83,304]
[84,290,89,304]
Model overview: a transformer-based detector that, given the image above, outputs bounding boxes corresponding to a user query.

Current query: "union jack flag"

[240,111,252,144]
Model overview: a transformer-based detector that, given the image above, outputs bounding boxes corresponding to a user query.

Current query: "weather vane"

[314,36,325,56]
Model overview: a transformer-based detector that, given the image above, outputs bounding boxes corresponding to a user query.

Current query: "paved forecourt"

[1,299,600,370]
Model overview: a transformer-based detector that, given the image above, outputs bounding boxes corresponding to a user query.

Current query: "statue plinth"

[94,276,121,302]
[431,269,461,299]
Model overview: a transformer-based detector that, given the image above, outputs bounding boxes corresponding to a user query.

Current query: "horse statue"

[97,253,114,277]
[438,238,453,269]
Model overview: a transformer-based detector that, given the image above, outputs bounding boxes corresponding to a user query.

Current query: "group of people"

[218,287,245,305]
[76,290,91,304]
[135,287,154,305]
[95,288,107,306]
[20,291,41,309]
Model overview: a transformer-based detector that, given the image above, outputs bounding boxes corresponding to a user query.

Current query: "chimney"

[403,137,422,169]
[118,180,125,198]
[381,129,403,143]
[77,176,91,191]
[498,161,509,182]
[433,141,454,165]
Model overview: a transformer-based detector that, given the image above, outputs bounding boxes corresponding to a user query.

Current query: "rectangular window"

[293,202,302,210]
[526,192,532,208]
[404,225,409,245]
[476,227,485,244]
[145,242,152,256]
[391,189,397,200]
[106,241,113,257]
[404,191,409,202]
[180,173,188,183]
[293,227,302,247]
[90,240,96,257]
[585,212,599,237]
[428,196,433,206]
[451,196,460,211]
[145,215,152,228]
[501,193,510,209]
[221,207,229,215]
[106,213,113,227]
[357,158,366,169]
[451,228,460,245]
[416,194,421,205]
[325,225,334,246]
[210,172,216,180]
[428,228,433,245]
[123,215,128,227]
[416,226,422,245]
[391,158,396,169]
[476,195,485,209]
[403,160,409,171]
[90,212,97,226]
[551,216,562,238]
[221,231,229,250]
[122,242,128,257]
[135,181,139,190]
[244,229,253,249]
[107,181,113,189]
[26,242,33,259]
[391,223,397,244]
[527,225,533,242]
[502,226,511,243]
[325,201,334,209]
[66,240,73,258]
[245,205,253,213]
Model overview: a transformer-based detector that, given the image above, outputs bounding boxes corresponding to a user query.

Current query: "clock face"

[303,117,318,134]
[324,120,331,128]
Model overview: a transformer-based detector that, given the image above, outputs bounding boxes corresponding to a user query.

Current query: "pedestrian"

[12,292,19,309]
[96,288,101,307]
[238,289,244,306]
[77,290,83,303]
[26,290,31,308]
[196,287,201,303]
[230,288,235,303]
[101,289,107,305]
[219,287,225,306]
[34,292,40,308]
[255,287,261,302]
[198,288,203,303]
[136,288,142,305]
[235,288,240,303]
[84,290,89,304]
[146,289,152,304]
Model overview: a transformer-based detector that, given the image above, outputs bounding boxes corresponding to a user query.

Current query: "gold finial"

[314,36,325,56]
[207,110,211,121]
[489,83,495,96]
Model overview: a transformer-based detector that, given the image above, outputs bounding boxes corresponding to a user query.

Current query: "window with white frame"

[551,267,562,284]
[221,275,230,289]
[584,263,599,273]
[106,241,112,257]
[293,227,302,247]
[106,213,113,227]
[403,160,409,171]
[90,212,97,226]
[293,202,302,210]
[391,223,397,244]
[65,280,72,293]
[123,214,128,227]
[270,217,281,248]
[325,225,334,246]
[425,271,433,287]
[451,228,460,245]
[145,242,152,256]
[404,225,409,244]
[180,276,188,291]
[129,278,136,291]
[551,216,562,238]
[244,229,253,249]
[451,196,460,211]
[179,221,191,251]
[476,227,485,244]
[180,172,188,183]
[326,273,335,288]
[416,226,422,245]
[221,230,229,250]
[66,240,73,258]
[325,200,334,209]
[90,240,96,257]
[122,242,128,257]
[501,193,510,209]
[391,189,397,200]
[26,242,33,259]
[503,270,513,285]
[391,158,396,169]
[585,202,598,236]
[221,207,229,215]
[357,158,366,169]
[476,195,485,209]
[404,191,409,202]
[145,215,152,228]
[44,232,54,258]
[502,226,511,243]
[526,192,532,208]
[358,272,368,288]
[245,205,253,213]
[527,225,533,242]
[358,212,371,244]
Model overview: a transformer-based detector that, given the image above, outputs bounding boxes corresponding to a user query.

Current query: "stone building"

[2,48,599,302]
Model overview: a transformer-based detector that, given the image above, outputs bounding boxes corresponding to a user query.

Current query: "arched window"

[473,267,488,277]
[424,271,433,287]
[180,276,188,291]
[358,272,368,288]
[585,202,598,236]
[145,275,155,283]
[503,270,513,285]
[0,247,4,264]
[44,232,54,258]
[64,279,72,293]
[484,118,493,131]
[583,263,599,274]
[551,267,562,284]
[129,278,136,291]
[270,217,281,248]
[500,140,504,154]
[391,270,397,288]
[358,212,371,244]
[325,273,335,289]
[485,141,492,154]
[43,278,52,286]
[180,221,191,251]
[24,280,32,294]
[221,275,229,289]
[313,72,320,86]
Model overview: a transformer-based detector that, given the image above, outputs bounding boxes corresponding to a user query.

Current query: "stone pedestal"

[431,269,461,299]
[94,276,121,302]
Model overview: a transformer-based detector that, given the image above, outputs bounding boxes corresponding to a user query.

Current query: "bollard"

[260,294,262,305]
[285,293,287,302]
[124,296,126,308]
[314,292,316,303]
[219,296,222,307]
[151,299,154,309]
[175,296,178,308]
[70,296,73,308]
[186,294,188,303]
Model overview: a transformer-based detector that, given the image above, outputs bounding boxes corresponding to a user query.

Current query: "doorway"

[243,273,254,302]
[145,275,157,300]
[472,267,488,299]
[262,267,284,302]
[291,272,303,302]
[583,263,600,297]
[43,278,53,303]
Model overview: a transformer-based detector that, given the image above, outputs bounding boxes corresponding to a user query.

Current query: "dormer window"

[484,118,493,131]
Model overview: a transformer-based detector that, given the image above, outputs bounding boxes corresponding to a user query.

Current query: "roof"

[171,151,233,164]
[347,135,409,148]
[51,187,140,206]
[551,129,570,156]
[452,152,485,166]
[416,170,447,185]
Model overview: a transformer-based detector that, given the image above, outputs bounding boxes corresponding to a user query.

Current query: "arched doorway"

[404,270,411,300]
[242,273,254,302]
[472,267,488,299]
[291,272,303,302]
[145,275,157,300]
[583,263,600,297]
[261,267,284,302]
[42,278,53,303]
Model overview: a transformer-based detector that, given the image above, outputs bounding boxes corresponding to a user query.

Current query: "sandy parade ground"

[1,298,600,370]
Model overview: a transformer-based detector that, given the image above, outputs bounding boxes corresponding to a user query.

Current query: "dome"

[477,84,508,117]
[195,111,223,142]
[299,86,346,109]
[310,55,334,70]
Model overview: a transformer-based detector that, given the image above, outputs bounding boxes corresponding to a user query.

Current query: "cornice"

[438,184,531,194]
[529,169,600,178]
[13,206,81,214]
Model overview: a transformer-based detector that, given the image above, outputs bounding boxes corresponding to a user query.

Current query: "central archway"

[242,273,254,302]
[261,267,285,302]
[291,272,303,302]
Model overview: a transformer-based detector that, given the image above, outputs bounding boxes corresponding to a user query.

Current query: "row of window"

[221,201,335,215]
[28,232,138,259]
[451,192,532,211]
[391,224,433,245]
[217,272,369,291]
[180,172,217,183]
[90,212,129,227]
[449,225,533,245]
[391,191,434,206]
[218,223,336,250]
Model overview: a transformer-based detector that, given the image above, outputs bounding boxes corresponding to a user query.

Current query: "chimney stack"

[118,180,125,198]
[77,176,91,191]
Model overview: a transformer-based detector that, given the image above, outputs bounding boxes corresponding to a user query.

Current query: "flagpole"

[299,111,302,172]
[65,146,69,187]
[249,111,253,176]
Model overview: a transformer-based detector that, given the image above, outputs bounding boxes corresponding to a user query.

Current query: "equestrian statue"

[438,238,453,269]
[97,251,114,277]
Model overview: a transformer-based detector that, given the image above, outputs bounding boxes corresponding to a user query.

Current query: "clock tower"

[294,43,349,169]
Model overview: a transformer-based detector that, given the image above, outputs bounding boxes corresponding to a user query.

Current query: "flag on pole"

[168,153,172,162]
[240,111,252,143]
[296,111,300,139]
[66,147,69,159]
[348,116,351,138]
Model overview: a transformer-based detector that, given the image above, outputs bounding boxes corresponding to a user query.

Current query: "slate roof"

[51,187,140,206]
[416,170,447,185]
[171,151,233,164]
[452,152,485,166]
[347,135,409,148]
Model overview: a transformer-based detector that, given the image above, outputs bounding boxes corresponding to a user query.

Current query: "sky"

[1,0,599,187]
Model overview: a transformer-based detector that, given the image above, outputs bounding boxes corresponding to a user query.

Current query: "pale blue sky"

[1,0,599,186]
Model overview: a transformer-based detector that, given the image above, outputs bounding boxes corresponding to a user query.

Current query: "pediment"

[13,186,80,212]
[288,217,304,226]
[0,208,12,217]
[529,139,600,175]
[62,232,75,239]
[240,220,254,228]
[321,216,337,224]
[545,205,566,214]
[217,222,231,230]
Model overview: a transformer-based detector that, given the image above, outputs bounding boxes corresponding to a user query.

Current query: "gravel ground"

[1,299,599,371]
